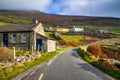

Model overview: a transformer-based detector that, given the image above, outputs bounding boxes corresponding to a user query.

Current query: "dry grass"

[101,46,120,61]
[0,45,14,62]
[87,44,108,58]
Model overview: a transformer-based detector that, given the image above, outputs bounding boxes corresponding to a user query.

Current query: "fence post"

[32,46,33,54]
[13,47,16,61]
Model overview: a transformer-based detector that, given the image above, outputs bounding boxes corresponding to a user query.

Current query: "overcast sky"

[0,0,120,18]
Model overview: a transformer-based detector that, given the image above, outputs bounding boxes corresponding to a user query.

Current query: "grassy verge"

[77,48,120,79]
[0,51,59,80]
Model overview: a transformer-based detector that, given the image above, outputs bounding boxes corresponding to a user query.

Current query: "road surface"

[13,48,113,80]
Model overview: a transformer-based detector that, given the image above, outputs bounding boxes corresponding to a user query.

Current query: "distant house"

[0,23,56,52]
[96,30,109,33]
[44,27,54,32]
[55,26,70,32]
[70,27,84,32]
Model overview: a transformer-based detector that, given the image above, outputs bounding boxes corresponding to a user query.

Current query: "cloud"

[0,0,120,17]
[57,0,120,17]
[0,0,51,11]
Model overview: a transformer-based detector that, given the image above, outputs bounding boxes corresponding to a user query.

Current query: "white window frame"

[12,34,16,43]
[21,34,26,43]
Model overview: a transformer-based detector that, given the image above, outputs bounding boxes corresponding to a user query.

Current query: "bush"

[102,60,120,72]
[58,40,78,47]
[58,40,67,45]
[68,41,78,47]
[0,46,14,62]
[77,48,120,79]
[101,46,120,61]
[87,44,108,58]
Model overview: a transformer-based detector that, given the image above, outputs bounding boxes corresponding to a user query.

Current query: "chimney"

[35,19,38,24]
[33,19,38,24]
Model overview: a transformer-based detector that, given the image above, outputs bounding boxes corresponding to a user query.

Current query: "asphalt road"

[13,48,113,80]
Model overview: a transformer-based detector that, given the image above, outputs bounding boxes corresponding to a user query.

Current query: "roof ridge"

[31,23,41,31]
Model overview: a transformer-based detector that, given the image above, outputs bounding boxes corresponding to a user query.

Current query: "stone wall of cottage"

[8,32,30,50]
[30,32,36,51]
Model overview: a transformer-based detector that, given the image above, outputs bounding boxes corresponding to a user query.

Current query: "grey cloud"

[0,0,51,11]
[0,0,120,18]
[58,0,120,18]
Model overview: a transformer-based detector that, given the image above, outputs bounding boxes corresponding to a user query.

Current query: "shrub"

[58,40,67,45]
[68,41,78,47]
[0,46,14,62]
[77,48,120,79]
[87,44,108,58]
[102,60,120,72]
[58,40,78,47]
[101,46,120,61]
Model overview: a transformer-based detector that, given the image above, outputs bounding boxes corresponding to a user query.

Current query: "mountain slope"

[0,10,120,26]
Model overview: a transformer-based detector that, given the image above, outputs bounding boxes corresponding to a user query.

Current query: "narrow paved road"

[13,48,112,80]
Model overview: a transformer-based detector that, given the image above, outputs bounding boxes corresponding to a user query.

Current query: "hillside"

[0,10,120,27]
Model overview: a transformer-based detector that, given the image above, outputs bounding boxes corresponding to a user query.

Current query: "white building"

[71,26,84,32]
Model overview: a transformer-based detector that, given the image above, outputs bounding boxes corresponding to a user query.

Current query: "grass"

[43,23,54,28]
[0,51,59,80]
[45,32,57,40]
[45,32,54,37]
[77,48,120,79]
[0,22,7,26]
[111,33,120,38]
[60,34,83,42]
[82,25,120,33]
[0,16,32,24]
[15,50,31,56]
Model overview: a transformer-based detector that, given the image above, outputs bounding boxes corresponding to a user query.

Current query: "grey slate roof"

[0,23,36,32]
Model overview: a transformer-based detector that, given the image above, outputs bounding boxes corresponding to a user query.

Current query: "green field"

[45,32,56,40]
[45,32,84,42]
[60,34,83,42]
[82,25,120,33]
[45,32,53,37]
[0,16,32,24]
[0,22,7,26]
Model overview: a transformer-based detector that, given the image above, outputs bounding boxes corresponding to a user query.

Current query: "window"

[12,34,16,43]
[21,34,26,43]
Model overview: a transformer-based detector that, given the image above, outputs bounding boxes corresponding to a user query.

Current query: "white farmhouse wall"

[47,39,56,52]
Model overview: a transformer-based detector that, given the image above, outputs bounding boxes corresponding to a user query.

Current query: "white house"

[70,26,84,32]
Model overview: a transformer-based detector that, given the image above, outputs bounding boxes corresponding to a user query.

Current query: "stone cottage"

[0,23,56,52]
